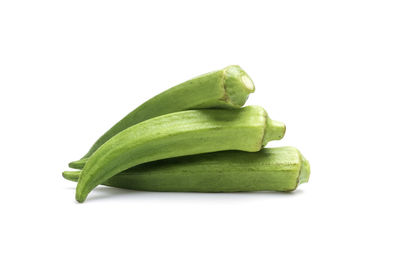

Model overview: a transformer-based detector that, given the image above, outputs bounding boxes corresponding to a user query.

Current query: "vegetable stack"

[63,65,310,203]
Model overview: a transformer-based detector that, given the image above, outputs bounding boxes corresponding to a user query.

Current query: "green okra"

[75,105,286,202]
[64,147,310,192]
[69,65,255,168]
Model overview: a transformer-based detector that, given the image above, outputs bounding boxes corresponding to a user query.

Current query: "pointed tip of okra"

[262,118,286,146]
[62,171,81,182]
[223,65,255,107]
[68,158,88,169]
[75,190,87,203]
[75,177,92,203]
[298,154,310,184]
[76,198,86,203]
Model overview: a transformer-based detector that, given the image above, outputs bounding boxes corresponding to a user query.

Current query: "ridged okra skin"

[75,106,286,202]
[72,65,255,165]
[64,147,310,193]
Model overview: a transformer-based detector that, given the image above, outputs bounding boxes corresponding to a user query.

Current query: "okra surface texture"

[64,147,309,193]
[75,106,285,202]
[70,65,255,168]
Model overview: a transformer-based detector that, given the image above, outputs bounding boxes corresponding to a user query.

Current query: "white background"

[1,1,399,266]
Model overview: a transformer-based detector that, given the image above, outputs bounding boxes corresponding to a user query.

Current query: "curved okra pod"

[69,65,255,168]
[64,147,310,193]
[75,106,286,202]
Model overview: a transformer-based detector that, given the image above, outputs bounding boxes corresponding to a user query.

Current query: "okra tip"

[75,175,98,202]
[75,188,87,203]
[62,171,80,182]
[68,158,88,169]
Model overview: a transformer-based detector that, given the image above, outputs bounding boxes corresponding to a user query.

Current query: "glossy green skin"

[64,147,310,193]
[75,106,286,202]
[70,65,254,167]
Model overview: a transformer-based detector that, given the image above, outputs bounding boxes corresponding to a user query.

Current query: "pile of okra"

[63,65,310,203]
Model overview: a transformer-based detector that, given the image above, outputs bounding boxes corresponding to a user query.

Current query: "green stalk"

[69,65,254,168]
[64,147,310,193]
[75,106,285,202]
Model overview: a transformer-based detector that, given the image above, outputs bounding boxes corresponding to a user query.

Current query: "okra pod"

[75,106,285,202]
[64,147,309,193]
[69,65,254,168]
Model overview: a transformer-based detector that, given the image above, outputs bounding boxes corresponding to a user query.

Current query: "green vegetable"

[64,147,310,192]
[75,106,286,202]
[69,65,254,168]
